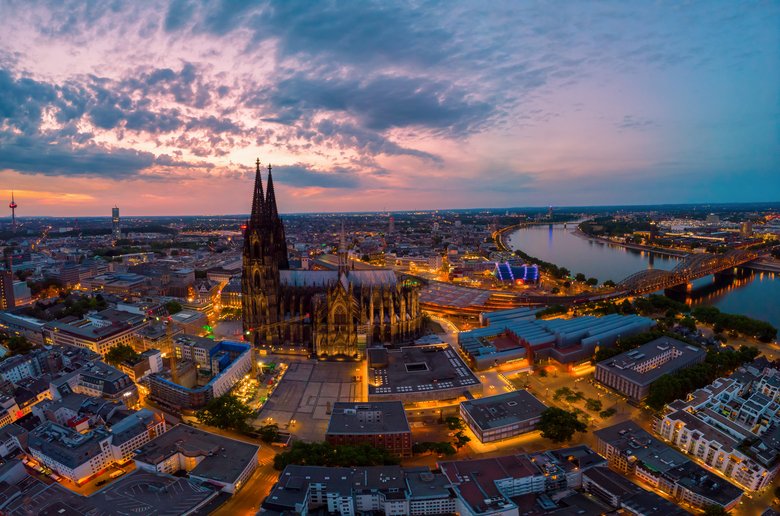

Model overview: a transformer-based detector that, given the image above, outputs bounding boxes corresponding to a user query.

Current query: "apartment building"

[595,337,706,400]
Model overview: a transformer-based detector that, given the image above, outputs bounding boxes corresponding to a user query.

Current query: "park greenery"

[512,248,570,280]
[646,345,760,410]
[593,329,690,363]
[21,293,108,321]
[536,305,568,319]
[444,416,471,450]
[165,300,183,315]
[274,441,399,470]
[692,305,776,342]
[196,394,253,432]
[0,334,33,357]
[537,407,587,443]
[412,417,471,456]
[104,344,140,366]
[412,441,457,456]
[584,398,602,412]
[553,387,584,403]
[599,408,617,419]
[257,424,280,444]
[701,505,728,516]
[579,217,654,239]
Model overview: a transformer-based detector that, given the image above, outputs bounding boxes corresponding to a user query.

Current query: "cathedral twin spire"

[250,159,280,225]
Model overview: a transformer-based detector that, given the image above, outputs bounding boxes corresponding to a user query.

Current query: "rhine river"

[507,223,780,329]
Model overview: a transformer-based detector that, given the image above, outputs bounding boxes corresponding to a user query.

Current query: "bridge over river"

[616,249,760,295]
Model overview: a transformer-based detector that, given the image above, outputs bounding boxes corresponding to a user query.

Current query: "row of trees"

[579,217,654,238]
[593,329,688,363]
[512,249,570,279]
[273,441,399,470]
[413,416,471,456]
[646,346,760,409]
[536,305,568,319]
[692,306,777,342]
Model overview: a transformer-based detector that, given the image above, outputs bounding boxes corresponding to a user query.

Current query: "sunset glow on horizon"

[0,1,778,217]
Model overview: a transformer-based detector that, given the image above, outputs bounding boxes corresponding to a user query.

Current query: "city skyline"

[1,1,778,216]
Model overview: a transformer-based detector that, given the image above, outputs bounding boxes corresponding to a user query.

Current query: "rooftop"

[583,466,690,515]
[596,337,706,386]
[264,465,409,512]
[134,424,259,484]
[28,422,110,469]
[367,344,480,398]
[326,401,410,435]
[460,390,547,430]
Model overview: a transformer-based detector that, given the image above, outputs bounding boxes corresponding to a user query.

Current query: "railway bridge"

[616,249,760,295]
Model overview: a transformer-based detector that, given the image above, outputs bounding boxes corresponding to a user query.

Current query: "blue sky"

[0,1,777,215]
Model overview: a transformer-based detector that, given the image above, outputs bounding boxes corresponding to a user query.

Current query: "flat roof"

[326,401,410,435]
[134,424,258,485]
[174,333,220,352]
[0,469,217,516]
[460,390,547,430]
[596,337,705,386]
[594,421,743,507]
[439,455,540,514]
[583,466,690,515]
[367,344,480,397]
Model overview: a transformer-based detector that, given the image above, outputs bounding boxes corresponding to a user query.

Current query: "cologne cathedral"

[242,160,423,359]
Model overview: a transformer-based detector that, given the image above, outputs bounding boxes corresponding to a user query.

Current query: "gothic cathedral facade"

[241,161,423,359]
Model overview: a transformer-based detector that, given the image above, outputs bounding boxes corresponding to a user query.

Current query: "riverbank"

[494,221,576,253]
[571,226,689,259]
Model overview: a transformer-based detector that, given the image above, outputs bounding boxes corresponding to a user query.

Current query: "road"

[211,445,279,516]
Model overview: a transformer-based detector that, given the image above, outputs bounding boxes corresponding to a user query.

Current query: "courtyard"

[255,359,365,441]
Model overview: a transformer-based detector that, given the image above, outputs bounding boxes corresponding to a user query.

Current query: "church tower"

[242,160,285,349]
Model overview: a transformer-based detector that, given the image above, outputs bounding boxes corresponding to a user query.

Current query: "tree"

[258,424,280,444]
[585,398,602,412]
[538,407,587,443]
[702,505,728,516]
[274,441,400,470]
[679,316,697,332]
[453,431,471,449]
[0,335,33,356]
[586,277,598,286]
[104,344,139,366]
[599,408,617,419]
[196,394,253,431]
[575,273,586,282]
[603,280,616,288]
[165,300,183,315]
[412,441,456,456]
[445,416,464,431]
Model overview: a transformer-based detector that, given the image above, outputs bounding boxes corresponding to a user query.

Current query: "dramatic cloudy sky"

[0,1,778,216]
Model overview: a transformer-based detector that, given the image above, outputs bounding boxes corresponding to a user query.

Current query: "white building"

[655,373,780,491]
[134,424,259,494]
[27,409,165,484]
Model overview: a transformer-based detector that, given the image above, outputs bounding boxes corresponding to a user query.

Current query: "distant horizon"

[2,200,779,220]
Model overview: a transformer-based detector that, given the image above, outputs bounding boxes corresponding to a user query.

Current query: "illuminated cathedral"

[241,160,423,359]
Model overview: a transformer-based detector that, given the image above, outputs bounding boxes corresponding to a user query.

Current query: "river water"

[507,224,780,328]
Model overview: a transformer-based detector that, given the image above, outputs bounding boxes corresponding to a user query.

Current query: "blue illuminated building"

[494,262,539,284]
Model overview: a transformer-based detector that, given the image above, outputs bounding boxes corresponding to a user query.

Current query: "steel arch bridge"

[616,249,759,295]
